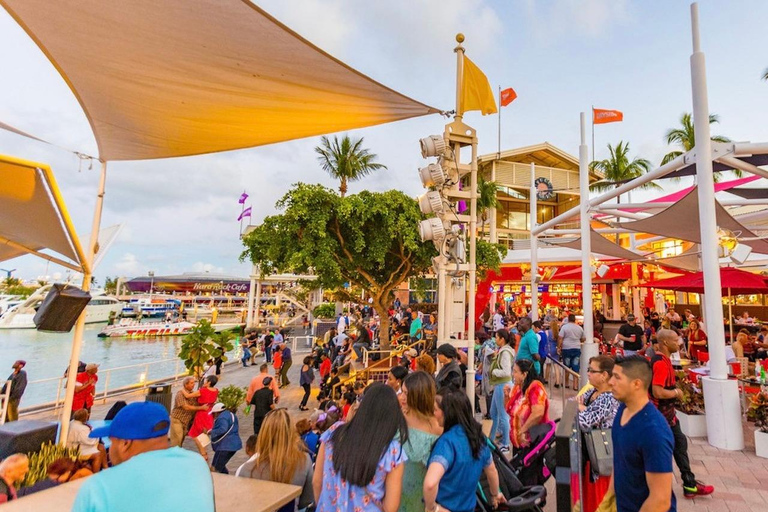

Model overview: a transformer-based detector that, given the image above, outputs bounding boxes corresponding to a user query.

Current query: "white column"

[529,162,539,321]
[254,279,262,327]
[437,261,447,344]
[601,287,609,316]
[578,113,596,386]
[689,2,743,450]
[466,121,478,407]
[246,264,257,328]
[611,284,621,320]
[490,161,498,243]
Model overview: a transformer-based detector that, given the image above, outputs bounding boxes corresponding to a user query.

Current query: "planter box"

[676,410,707,437]
[756,430,768,459]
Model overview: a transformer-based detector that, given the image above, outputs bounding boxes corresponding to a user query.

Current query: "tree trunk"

[340,178,347,198]
[372,295,391,349]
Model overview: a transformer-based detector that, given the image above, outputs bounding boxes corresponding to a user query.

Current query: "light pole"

[148,271,155,300]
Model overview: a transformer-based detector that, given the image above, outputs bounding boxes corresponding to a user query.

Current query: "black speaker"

[33,284,91,332]
[0,420,58,459]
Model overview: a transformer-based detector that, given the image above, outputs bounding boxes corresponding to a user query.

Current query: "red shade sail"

[639,267,768,295]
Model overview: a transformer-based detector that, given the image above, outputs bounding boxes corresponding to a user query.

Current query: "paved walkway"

[21,358,768,511]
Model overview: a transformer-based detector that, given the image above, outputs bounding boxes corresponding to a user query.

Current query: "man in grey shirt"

[557,314,585,389]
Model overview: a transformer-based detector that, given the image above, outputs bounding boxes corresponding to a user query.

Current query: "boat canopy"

[0,155,88,273]
[0,0,439,161]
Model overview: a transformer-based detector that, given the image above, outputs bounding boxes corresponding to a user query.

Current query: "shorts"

[547,342,559,362]
[562,348,581,373]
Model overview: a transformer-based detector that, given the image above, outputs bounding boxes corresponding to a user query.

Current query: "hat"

[627,314,636,321]
[209,403,226,414]
[85,363,100,371]
[89,401,170,440]
[12,360,26,368]
[262,376,273,386]
[437,343,458,359]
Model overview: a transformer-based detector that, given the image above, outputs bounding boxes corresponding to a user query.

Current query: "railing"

[361,333,416,367]
[545,355,581,415]
[288,335,315,354]
[0,380,10,425]
[333,335,420,396]
[20,358,188,415]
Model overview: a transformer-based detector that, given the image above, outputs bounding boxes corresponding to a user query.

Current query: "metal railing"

[20,358,188,415]
[288,335,315,354]
[334,335,420,396]
[0,380,10,425]
[545,355,581,415]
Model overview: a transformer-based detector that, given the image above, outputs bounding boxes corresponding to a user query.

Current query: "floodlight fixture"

[418,162,448,188]
[596,264,610,278]
[418,191,446,216]
[420,134,448,158]
[419,218,448,243]
[730,244,752,265]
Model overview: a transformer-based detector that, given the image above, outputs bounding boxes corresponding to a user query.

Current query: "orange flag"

[461,55,497,115]
[593,108,623,124]
[500,87,517,107]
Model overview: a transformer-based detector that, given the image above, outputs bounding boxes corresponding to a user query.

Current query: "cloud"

[113,253,143,275]
[190,262,226,274]
[522,0,631,43]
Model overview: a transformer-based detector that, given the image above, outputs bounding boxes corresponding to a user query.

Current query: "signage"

[534,177,554,201]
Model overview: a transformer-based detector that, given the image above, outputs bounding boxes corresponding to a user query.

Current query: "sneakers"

[683,481,714,499]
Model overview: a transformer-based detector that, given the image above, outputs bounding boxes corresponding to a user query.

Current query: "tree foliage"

[241,184,504,346]
[661,113,736,181]
[103,276,118,295]
[589,141,658,193]
[315,135,386,197]
[178,320,218,378]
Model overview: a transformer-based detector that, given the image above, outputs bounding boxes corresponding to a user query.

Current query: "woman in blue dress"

[313,382,408,512]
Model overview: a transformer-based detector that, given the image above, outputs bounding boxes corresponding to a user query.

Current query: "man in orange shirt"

[245,363,280,404]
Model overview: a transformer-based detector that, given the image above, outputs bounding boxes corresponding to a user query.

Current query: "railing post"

[363,348,368,367]
[102,370,111,403]
[54,377,64,415]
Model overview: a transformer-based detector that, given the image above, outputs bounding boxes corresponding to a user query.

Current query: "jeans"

[212,450,236,474]
[562,348,581,373]
[241,351,250,367]
[623,349,638,357]
[300,383,311,407]
[671,420,696,488]
[280,359,292,387]
[489,383,511,448]
[353,343,368,360]
[265,345,272,363]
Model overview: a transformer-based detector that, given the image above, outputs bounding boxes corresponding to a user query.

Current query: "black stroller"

[510,420,558,486]
[476,438,547,512]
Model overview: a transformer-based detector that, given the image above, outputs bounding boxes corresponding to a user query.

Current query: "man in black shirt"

[617,313,646,355]
[250,376,275,436]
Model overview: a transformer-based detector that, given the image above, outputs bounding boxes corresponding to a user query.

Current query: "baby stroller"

[510,421,557,487]
[476,438,547,512]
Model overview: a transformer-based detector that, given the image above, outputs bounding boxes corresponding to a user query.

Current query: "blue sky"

[1,0,767,284]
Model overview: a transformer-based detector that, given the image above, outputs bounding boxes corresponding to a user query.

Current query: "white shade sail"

[1,0,438,161]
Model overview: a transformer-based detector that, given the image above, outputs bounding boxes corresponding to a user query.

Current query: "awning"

[621,188,768,254]
[639,267,768,295]
[0,0,439,161]
[547,229,645,261]
[727,188,768,200]
[0,155,87,272]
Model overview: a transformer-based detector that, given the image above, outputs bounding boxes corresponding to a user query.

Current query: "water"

[0,323,210,408]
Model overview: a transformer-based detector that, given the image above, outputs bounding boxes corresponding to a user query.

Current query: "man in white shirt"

[337,313,347,333]
[492,309,505,333]
[67,409,108,471]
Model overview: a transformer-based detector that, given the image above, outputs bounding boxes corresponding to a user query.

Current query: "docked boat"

[0,285,124,329]
[98,319,243,338]
[121,297,181,318]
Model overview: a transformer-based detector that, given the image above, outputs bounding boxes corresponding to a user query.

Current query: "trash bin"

[145,382,173,413]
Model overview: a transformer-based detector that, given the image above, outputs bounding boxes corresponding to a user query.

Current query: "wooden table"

[4,472,300,512]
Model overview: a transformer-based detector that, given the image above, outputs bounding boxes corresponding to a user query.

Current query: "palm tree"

[661,112,731,163]
[589,141,659,194]
[762,68,768,81]
[477,176,500,229]
[315,135,386,197]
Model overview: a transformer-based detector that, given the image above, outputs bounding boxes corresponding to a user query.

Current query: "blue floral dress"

[317,422,407,512]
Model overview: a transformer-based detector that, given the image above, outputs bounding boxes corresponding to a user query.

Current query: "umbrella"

[640,267,768,340]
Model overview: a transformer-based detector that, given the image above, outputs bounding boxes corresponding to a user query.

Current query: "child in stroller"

[476,438,547,512]
[510,420,558,487]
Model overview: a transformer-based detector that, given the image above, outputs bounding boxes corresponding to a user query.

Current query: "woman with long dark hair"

[313,382,408,512]
[504,359,550,449]
[488,328,515,454]
[424,389,503,512]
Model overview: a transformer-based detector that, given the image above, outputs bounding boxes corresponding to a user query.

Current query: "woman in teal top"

[398,371,442,512]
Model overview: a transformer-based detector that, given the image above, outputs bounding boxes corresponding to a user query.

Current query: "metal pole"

[689,2,743,450]
[490,161,498,243]
[60,160,107,445]
[254,278,262,327]
[467,124,478,405]
[530,162,539,322]
[591,105,595,165]
[246,264,257,328]
[579,113,596,387]
[437,262,447,344]
[728,288,733,343]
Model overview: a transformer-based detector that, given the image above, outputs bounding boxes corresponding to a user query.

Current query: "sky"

[1,0,767,285]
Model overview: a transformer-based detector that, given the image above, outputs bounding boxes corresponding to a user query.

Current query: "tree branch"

[332,218,379,289]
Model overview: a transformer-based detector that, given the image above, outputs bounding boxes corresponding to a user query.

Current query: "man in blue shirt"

[516,317,541,375]
[609,355,676,512]
[73,401,214,512]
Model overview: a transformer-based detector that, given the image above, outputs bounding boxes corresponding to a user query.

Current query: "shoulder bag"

[583,426,613,477]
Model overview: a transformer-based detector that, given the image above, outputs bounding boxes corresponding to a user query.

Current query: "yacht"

[0,285,124,329]
[0,294,23,316]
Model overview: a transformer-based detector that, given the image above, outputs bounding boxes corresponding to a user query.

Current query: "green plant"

[179,320,217,378]
[312,303,336,319]
[210,330,235,364]
[747,389,768,433]
[20,441,80,488]
[675,371,705,415]
[219,384,247,413]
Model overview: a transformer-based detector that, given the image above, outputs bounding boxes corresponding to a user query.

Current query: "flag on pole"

[500,87,517,107]
[461,55,497,115]
[593,108,623,124]
[237,206,252,221]
[238,192,249,204]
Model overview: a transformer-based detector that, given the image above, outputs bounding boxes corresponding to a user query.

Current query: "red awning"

[639,267,768,295]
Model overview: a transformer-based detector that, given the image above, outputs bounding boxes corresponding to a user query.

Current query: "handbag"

[583,427,613,477]
[196,432,211,448]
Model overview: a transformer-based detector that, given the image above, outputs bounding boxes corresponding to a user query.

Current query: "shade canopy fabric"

[728,188,768,200]
[0,155,86,272]
[1,0,438,161]
[621,188,768,254]
[640,267,768,295]
[553,229,645,261]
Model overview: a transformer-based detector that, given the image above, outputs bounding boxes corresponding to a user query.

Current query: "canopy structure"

[554,229,645,261]
[0,0,438,161]
[0,155,87,273]
[639,267,768,295]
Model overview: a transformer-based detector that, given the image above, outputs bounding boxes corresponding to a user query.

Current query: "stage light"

[420,134,448,158]
[418,162,447,188]
[418,191,446,216]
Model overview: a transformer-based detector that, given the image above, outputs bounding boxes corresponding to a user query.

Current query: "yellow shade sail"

[0,0,439,161]
[0,155,87,273]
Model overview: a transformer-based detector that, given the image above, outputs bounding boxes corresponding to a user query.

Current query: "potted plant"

[747,389,768,458]
[675,371,707,437]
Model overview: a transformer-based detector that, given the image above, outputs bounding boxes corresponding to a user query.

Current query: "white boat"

[121,298,181,318]
[0,294,23,316]
[0,285,124,329]
[98,319,244,338]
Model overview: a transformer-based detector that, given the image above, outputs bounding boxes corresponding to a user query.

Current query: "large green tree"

[661,113,736,181]
[241,183,504,347]
[315,135,386,197]
[589,141,659,194]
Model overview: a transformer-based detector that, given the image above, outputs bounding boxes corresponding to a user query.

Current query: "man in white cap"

[72,401,213,512]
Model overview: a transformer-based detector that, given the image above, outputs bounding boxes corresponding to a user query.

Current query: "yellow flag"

[461,55,498,115]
